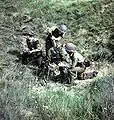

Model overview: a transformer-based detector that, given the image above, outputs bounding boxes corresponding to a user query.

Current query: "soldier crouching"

[64,43,98,84]
[21,30,43,67]
[47,44,70,82]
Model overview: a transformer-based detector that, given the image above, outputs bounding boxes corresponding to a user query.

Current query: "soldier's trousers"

[68,66,98,82]
[68,66,85,83]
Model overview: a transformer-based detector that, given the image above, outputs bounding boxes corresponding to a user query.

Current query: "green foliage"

[8,0,113,60]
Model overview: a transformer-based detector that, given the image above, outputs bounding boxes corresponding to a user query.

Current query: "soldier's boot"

[78,70,98,80]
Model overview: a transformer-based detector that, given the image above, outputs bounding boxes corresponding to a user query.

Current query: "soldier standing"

[45,24,68,59]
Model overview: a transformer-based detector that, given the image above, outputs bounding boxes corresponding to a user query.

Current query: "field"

[0,0,114,120]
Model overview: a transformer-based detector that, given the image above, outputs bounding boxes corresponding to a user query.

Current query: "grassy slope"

[16,0,113,60]
[0,0,114,120]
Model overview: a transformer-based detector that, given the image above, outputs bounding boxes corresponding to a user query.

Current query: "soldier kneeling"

[47,44,70,82]
[64,43,98,84]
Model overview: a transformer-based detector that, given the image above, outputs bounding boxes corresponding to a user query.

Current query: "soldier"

[47,44,70,81]
[64,43,98,83]
[45,24,68,59]
[21,29,43,66]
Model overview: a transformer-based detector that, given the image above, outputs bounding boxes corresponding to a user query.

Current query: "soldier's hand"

[58,62,70,68]
[28,51,32,54]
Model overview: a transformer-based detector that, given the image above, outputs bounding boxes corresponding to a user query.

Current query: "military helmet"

[58,24,67,33]
[65,43,76,52]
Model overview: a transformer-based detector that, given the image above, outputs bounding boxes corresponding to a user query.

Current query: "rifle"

[37,56,51,82]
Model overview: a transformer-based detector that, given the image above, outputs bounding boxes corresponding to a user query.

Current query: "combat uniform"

[45,24,67,59]
[64,43,86,83]
[68,51,86,82]
[21,32,43,66]
[65,43,98,83]
[47,44,70,80]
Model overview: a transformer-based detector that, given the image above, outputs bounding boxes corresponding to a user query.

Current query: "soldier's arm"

[75,51,85,63]
[29,41,42,53]
[26,38,32,50]
[29,49,41,53]
[60,47,70,63]
[51,36,61,48]
[71,54,78,68]
[47,47,53,62]
[51,36,61,41]
[21,38,29,52]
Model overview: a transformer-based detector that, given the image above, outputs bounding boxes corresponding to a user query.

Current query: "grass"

[1,75,103,120]
[12,0,113,60]
[0,0,114,120]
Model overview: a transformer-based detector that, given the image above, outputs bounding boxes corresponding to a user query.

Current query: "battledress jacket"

[69,51,85,68]
[45,26,63,57]
[21,36,42,53]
